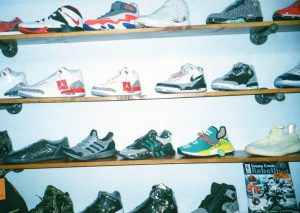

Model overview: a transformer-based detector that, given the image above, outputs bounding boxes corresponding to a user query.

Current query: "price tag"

[0,178,5,200]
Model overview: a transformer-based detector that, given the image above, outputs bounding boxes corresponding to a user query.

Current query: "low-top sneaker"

[245,124,300,156]
[155,63,206,93]
[0,68,27,98]
[4,137,69,164]
[62,130,117,161]
[211,62,259,91]
[84,1,139,30]
[18,5,83,34]
[135,0,190,28]
[206,0,263,24]
[91,67,142,96]
[82,191,124,213]
[274,62,300,88]
[18,67,85,98]
[119,130,175,160]
[273,0,300,21]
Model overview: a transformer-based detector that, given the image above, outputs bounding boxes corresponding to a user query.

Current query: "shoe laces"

[170,63,193,79]
[106,68,129,84]
[197,131,217,145]
[78,135,97,148]
[261,126,285,144]
[37,69,63,86]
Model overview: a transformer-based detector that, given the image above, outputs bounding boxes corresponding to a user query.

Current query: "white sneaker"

[245,124,300,156]
[135,0,190,27]
[91,67,142,96]
[18,67,85,98]
[155,63,207,93]
[0,68,27,98]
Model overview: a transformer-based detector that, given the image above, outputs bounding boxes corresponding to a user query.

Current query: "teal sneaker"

[177,126,234,157]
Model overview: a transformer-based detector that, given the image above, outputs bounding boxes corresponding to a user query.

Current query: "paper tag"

[0,178,5,200]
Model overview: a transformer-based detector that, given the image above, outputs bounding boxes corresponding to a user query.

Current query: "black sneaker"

[82,191,124,213]
[192,182,239,213]
[0,130,13,161]
[211,62,259,91]
[274,62,300,88]
[206,0,263,24]
[119,130,175,160]
[129,183,178,213]
[4,137,69,164]
[29,185,74,213]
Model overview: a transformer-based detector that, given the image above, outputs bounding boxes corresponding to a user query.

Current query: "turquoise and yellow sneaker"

[177,126,234,157]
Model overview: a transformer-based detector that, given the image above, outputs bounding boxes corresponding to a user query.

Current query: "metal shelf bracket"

[250,23,278,45]
[255,88,285,105]
[0,40,18,58]
[0,103,22,114]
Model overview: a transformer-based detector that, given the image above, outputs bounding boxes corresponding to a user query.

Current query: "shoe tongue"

[157,183,167,190]
[90,129,98,138]
[204,126,219,141]
[147,130,157,137]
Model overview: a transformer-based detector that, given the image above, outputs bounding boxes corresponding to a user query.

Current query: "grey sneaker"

[62,130,117,161]
[211,62,259,91]
[206,0,263,24]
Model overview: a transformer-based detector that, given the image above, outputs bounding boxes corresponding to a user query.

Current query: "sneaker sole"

[245,144,300,157]
[155,86,206,94]
[5,154,66,164]
[211,83,258,91]
[274,80,300,88]
[180,149,234,157]
[273,13,300,21]
[18,90,86,98]
[63,149,118,161]
[206,17,263,24]
[91,90,141,96]
[18,25,83,34]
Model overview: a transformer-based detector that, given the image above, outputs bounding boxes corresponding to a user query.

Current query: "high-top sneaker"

[82,191,124,213]
[91,67,142,96]
[135,0,190,27]
[0,68,27,98]
[211,62,259,91]
[274,61,300,88]
[273,0,300,21]
[0,131,13,162]
[18,67,85,98]
[18,5,83,34]
[84,1,139,30]
[129,183,178,213]
[206,0,263,24]
[155,63,207,93]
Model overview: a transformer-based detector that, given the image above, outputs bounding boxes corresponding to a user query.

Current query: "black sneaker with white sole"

[211,62,259,91]
[274,62,300,88]
[62,130,117,161]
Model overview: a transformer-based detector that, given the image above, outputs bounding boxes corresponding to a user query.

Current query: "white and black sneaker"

[274,62,300,88]
[62,130,117,161]
[155,63,206,93]
[18,5,83,34]
[211,62,259,91]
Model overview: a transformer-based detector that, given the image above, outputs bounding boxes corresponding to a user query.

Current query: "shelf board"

[0,21,299,45]
[0,151,299,170]
[0,88,299,104]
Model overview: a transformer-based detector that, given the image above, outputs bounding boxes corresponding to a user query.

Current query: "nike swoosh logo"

[64,13,80,25]
[190,75,203,82]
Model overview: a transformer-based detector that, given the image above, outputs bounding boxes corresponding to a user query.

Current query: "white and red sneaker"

[18,5,83,34]
[18,67,85,98]
[91,67,142,96]
[0,68,27,98]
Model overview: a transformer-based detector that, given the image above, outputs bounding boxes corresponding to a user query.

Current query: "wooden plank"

[0,88,299,104]
[0,151,299,170]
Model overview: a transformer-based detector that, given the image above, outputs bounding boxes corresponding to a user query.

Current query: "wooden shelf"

[1,151,300,170]
[0,21,299,45]
[0,88,299,104]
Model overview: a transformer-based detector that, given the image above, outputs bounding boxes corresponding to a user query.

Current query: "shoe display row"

[1,0,299,34]
[1,61,299,98]
[1,124,300,164]
[27,182,238,213]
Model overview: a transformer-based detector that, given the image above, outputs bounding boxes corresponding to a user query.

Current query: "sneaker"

[91,67,141,96]
[82,191,124,213]
[62,130,117,161]
[177,126,234,157]
[273,1,300,21]
[192,182,239,213]
[135,0,190,28]
[29,185,74,213]
[0,131,13,161]
[245,124,300,156]
[119,130,175,159]
[18,67,85,98]
[0,17,22,33]
[0,68,28,98]
[18,5,83,34]
[206,0,263,24]
[129,183,178,213]
[211,63,259,91]
[84,1,139,30]
[274,62,300,88]
[4,137,69,164]
[155,63,207,93]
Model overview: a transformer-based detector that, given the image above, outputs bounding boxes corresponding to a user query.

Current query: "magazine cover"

[243,162,299,213]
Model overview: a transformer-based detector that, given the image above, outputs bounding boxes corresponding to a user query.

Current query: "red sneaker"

[0,17,22,32]
[273,0,300,21]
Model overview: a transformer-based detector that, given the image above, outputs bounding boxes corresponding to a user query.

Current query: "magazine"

[243,162,299,213]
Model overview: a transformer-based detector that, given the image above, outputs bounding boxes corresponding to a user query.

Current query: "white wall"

[1,0,300,212]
